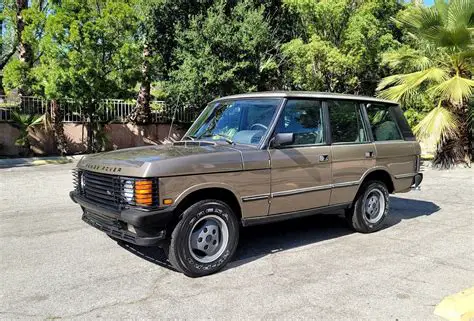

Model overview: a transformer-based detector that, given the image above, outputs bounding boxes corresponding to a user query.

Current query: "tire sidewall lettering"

[180,202,237,274]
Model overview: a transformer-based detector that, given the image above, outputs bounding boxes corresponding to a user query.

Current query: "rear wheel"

[167,199,239,277]
[346,181,389,233]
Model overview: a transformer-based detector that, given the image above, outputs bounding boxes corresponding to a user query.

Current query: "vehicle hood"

[77,142,244,177]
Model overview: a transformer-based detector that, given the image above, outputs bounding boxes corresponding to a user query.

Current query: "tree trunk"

[458,104,471,165]
[0,76,5,96]
[16,0,33,95]
[129,44,151,125]
[86,114,93,153]
[51,100,68,156]
[433,103,471,168]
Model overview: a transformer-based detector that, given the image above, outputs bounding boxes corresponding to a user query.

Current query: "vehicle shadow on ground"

[116,196,440,273]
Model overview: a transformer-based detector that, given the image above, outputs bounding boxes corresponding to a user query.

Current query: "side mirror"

[271,133,294,147]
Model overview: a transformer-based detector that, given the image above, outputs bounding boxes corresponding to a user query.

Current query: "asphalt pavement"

[0,163,472,320]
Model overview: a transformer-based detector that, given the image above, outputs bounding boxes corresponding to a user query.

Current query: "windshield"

[186,98,282,145]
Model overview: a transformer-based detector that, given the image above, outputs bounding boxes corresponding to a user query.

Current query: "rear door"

[365,103,418,191]
[268,99,332,214]
[328,100,375,205]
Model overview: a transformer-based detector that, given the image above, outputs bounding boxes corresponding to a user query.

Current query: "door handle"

[319,154,329,162]
[365,151,374,158]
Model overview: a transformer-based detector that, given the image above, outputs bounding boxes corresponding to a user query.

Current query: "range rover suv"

[70,92,423,277]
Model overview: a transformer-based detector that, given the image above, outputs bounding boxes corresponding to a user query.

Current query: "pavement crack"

[0,311,48,318]
[64,296,151,319]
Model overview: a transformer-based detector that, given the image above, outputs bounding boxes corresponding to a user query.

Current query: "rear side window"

[366,104,403,141]
[275,99,324,146]
[328,100,369,143]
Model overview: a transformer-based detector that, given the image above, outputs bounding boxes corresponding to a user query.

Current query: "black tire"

[167,199,240,277]
[345,180,390,233]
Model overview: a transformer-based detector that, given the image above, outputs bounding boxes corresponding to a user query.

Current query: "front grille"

[72,169,159,210]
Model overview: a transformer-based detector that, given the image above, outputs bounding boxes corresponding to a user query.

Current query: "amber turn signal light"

[134,180,153,206]
[163,198,173,206]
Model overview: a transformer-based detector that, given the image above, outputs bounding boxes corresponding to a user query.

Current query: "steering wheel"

[250,123,268,131]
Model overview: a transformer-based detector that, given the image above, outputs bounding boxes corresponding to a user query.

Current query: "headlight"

[122,180,134,203]
[121,179,155,206]
[80,173,86,191]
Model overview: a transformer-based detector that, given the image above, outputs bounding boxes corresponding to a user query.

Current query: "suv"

[70,92,423,277]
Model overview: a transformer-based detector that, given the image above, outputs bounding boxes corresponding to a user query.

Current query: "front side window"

[274,99,324,146]
[366,104,403,141]
[187,99,282,145]
[328,100,369,144]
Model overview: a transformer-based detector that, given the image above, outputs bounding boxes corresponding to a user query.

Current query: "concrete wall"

[0,122,187,156]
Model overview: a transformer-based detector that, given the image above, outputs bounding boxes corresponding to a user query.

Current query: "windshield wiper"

[201,134,234,145]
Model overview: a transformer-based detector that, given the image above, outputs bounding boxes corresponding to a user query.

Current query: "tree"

[377,0,474,168]
[281,0,402,95]
[1,1,17,71]
[2,0,49,95]
[168,0,281,109]
[32,0,141,152]
[128,0,168,125]
[128,0,214,124]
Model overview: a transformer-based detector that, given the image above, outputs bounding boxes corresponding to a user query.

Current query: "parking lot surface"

[0,163,473,320]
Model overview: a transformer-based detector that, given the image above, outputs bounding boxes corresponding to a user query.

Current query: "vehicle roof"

[212,91,397,105]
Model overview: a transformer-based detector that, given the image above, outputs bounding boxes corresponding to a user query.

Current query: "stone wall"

[0,122,187,156]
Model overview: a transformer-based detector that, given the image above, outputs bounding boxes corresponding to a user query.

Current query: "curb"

[0,155,84,169]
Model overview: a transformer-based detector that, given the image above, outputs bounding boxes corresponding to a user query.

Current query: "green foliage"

[0,1,17,68]
[282,0,401,94]
[31,0,141,102]
[10,111,44,148]
[28,0,143,152]
[2,59,32,91]
[167,0,281,108]
[2,0,48,94]
[413,106,459,147]
[377,0,474,167]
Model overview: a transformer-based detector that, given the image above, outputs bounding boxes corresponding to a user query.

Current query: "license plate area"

[84,209,125,230]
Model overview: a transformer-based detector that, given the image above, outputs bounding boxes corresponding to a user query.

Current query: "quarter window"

[366,104,403,141]
[328,100,368,143]
[275,99,324,146]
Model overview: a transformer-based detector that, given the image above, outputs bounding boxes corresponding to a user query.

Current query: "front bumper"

[70,191,174,246]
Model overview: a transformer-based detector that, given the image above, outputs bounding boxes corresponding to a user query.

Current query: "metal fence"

[0,96,198,123]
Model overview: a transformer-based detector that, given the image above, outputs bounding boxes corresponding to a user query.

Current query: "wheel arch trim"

[173,183,243,215]
[356,166,396,193]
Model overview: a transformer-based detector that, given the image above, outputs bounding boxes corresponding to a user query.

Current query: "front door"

[327,100,375,205]
[269,99,332,215]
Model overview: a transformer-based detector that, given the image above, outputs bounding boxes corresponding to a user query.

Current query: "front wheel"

[167,199,239,277]
[346,181,390,233]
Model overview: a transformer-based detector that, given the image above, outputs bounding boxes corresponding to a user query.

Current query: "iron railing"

[0,96,198,123]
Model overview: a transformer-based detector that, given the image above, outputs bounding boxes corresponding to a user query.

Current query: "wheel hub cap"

[364,188,385,224]
[188,215,229,263]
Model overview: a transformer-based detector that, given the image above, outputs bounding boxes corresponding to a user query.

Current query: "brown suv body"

[70,92,422,276]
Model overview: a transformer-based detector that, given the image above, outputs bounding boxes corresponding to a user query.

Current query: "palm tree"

[377,0,474,168]
[10,111,44,156]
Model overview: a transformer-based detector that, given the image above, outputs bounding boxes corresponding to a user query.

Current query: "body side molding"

[241,203,351,226]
